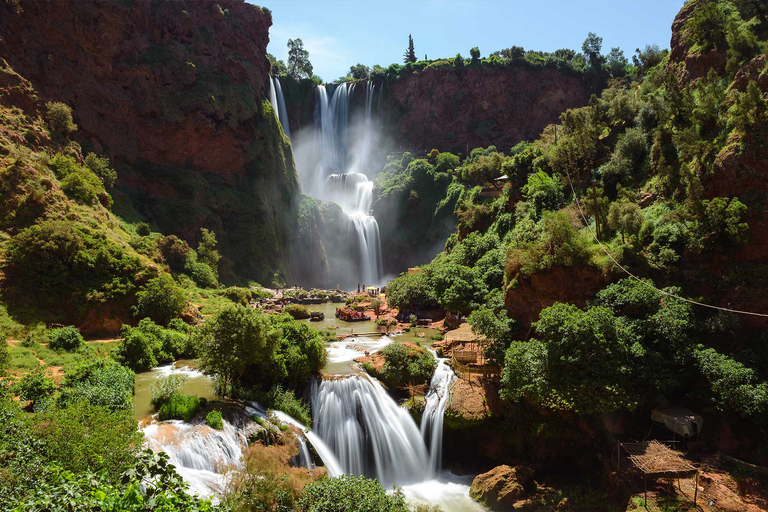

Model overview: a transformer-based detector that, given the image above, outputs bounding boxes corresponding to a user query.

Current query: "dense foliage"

[382,0,768,444]
[365,341,437,388]
[195,305,326,394]
[114,317,193,372]
[299,475,409,512]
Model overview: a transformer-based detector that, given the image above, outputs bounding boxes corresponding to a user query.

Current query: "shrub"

[114,318,192,372]
[133,274,188,326]
[61,168,104,206]
[435,152,460,173]
[48,326,84,352]
[265,385,311,426]
[33,401,142,477]
[58,359,135,412]
[283,304,310,320]
[45,101,77,134]
[184,256,218,288]
[14,367,57,407]
[20,324,48,348]
[150,374,189,409]
[84,153,117,188]
[157,235,192,272]
[299,475,409,512]
[157,393,202,422]
[136,222,152,237]
[206,410,223,430]
[374,342,437,388]
[220,286,253,306]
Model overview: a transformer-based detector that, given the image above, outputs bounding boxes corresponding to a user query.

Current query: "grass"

[5,339,118,376]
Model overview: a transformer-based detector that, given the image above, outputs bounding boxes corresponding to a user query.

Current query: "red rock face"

[504,266,612,330]
[667,0,728,81]
[0,0,271,176]
[382,66,592,152]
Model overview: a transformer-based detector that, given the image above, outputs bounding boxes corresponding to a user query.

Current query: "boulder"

[470,465,535,510]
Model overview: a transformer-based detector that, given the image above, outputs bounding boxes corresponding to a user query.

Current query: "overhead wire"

[563,168,768,318]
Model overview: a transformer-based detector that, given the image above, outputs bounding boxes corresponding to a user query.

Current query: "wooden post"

[644,474,648,509]
[693,472,698,509]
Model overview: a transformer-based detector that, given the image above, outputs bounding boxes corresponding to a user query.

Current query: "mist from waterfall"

[293,81,384,287]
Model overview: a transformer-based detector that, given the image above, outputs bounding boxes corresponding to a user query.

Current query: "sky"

[255,0,687,82]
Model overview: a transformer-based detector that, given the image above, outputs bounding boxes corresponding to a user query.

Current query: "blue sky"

[257,0,687,82]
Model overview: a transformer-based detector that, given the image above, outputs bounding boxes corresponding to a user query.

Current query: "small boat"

[310,311,325,321]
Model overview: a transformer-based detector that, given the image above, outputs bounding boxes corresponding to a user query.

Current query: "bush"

[34,401,143,477]
[157,235,192,272]
[45,101,77,134]
[84,152,117,188]
[48,326,84,352]
[435,151,460,173]
[20,324,48,348]
[283,304,310,320]
[373,342,437,388]
[114,318,193,372]
[219,286,253,306]
[184,256,218,288]
[205,410,223,430]
[136,222,152,237]
[58,359,135,412]
[133,274,188,326]
[264,385,311,426]
[299,475,409,512]
[150,374,189,410]
[61,167,104,206]
[14,367,57,407]
[157,393,202,422]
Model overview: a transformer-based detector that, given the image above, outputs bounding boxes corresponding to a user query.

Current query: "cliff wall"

[0,0,299,283]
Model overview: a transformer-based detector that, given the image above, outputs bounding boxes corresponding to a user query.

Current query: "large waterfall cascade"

[140,340,481,510]
[308,81,383,286]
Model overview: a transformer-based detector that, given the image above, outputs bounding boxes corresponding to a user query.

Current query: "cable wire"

[563,169,768,318]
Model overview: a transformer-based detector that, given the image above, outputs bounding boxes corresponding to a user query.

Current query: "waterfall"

[420,359,458,474]
[268,76,291,139]
[142,419,246,497]
[309,82,383,286]
[310,374,432,488]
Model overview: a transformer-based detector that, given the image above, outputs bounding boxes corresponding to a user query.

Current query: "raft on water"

[310,311,325,321]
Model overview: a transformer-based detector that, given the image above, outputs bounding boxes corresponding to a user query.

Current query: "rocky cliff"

[381,65,592,153]
[0,0,299,284]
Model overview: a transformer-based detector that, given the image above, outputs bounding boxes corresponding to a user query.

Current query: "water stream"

[268,75,291,138]
[136,334,482,510]
[305,82,383,286]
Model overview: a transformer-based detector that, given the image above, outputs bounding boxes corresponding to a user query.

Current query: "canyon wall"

[0,0,300,284]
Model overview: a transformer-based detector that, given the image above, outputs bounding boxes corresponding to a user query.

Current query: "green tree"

[521,170,564,217]
[693,197,749,251]
[431,261,486,315]
[268,53,288,75]
[348,63,370,79]
[194,304,279,393]
[45,101,77,134]
[287,38,313,79]
[502,303,642,414]
[581,32,604,68]
[469,46,481,64]
[84,153,117,188]
[607,201,643,243]
[606,47,628,77]
[48,326,84,352]
[133,274,188,326]
[404,34,417,64]
[197,228,221,278]
[59,359,135,412]
[695,347,768,419]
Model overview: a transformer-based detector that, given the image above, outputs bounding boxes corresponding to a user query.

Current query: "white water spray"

[421,358,458,473]
[304,82,383,286]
